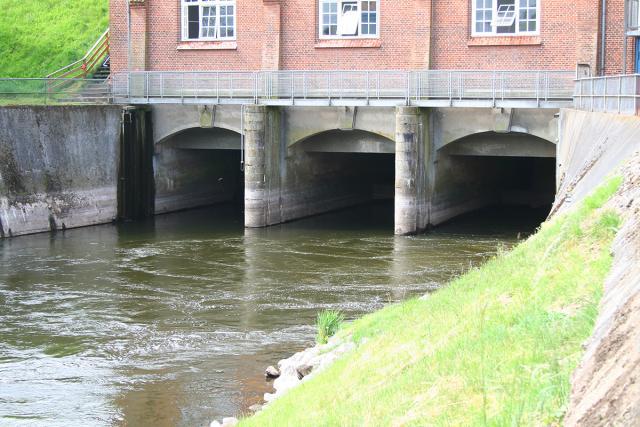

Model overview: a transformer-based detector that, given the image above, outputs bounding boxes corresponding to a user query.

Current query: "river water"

[0,203,546,426]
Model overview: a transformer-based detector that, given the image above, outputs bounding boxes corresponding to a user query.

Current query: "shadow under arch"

[282,128,396,221]
[292,128,395,154]
[155,126,244,214]
[430,130,556,226]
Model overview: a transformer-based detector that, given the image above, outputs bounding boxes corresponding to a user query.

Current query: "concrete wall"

[0,106,121,237]
[554,109,640,215]
[556,111,640,426]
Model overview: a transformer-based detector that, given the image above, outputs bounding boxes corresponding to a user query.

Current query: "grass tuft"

[316,310,345,345]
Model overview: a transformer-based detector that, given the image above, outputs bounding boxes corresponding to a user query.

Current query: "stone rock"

[248,403,263,412]
[209,421,221,427]
[221,417,238,427]
[265,365,280,379]
[296,364,313,379]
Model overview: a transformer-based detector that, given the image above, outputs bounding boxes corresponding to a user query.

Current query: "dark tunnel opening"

[295,129,396,222]
[154,128,244,215]
[434,132,557,230]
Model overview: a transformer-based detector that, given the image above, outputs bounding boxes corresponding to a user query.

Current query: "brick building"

[109,0,639,75]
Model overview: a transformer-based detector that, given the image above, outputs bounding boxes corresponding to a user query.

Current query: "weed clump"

[316,310,344,344]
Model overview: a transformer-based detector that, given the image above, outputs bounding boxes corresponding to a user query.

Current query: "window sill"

[314,39,382,49]
[177,41,238,50]
[468,36,541,46]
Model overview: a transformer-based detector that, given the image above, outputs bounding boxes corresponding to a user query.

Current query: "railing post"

[618,76,622,114]
[366,71,370,104]
[160,73,164,99]
[230,74,233,99]
[491,71,496,106]
[536,71,540,107]
[448,71,452,106]
[545,72,549,101]
[603,76,607,113]
[376,72,380,100]
[145,72,149,103]
[590,78,594,112]
[195,74,199,101]
[216,72,220,102]
[303,72,307,100]
[406,71,410,105]
[181,73,185,103]
[328,72,332,104]
[291,71,294,103]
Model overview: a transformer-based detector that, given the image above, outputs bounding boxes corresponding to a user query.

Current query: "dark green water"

[0,203,546,426]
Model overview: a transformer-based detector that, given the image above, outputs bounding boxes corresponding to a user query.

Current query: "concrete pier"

[394,107,429,235]
[244,105,281,228]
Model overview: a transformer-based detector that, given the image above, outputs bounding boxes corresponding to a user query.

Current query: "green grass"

[0,0,108,77]
[317,310,345,344]
[241,176,623,427]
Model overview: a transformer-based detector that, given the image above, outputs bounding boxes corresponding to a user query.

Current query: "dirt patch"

[564,151,640,426]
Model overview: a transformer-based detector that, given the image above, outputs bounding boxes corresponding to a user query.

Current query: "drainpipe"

[127,0,132,71]
[601,0,607,75]
[624,0,629,74]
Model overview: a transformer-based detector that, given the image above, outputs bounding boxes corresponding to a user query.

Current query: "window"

[472,0,538,36]
[182,0,236,41]
[319,0,379,39]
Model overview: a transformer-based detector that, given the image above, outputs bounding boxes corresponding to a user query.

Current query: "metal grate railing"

[0,78,111,105]
[111,70,575,107]
[574,74,640,115]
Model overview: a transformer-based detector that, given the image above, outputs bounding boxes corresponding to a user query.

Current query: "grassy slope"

[242,176,623,427]
[0,0,108,77]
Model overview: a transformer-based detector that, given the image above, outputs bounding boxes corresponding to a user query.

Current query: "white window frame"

[181,0,236,42]
[471,0,540,37]
[318,0,380,40]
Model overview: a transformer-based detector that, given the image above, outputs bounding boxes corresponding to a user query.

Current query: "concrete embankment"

[0,106,121,237]
[557,109,640,426]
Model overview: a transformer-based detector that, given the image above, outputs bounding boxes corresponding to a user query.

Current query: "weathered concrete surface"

[394,107,429,235]
[554,109,640,215]
[152,104,242,144]
[0,106,121,237]
[432,107,559,150]
[245,105,394,228]
[154,127,243,214]
[556,111,640,426]
[427,107,559,226]
[565,151,640,427]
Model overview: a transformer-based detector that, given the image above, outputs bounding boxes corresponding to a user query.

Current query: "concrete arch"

[294,129,395,154]
[158,126,241,151]
[283,106,396,147]
[151,104,242,144]
[433,107,559,151]
[440,131,556,158]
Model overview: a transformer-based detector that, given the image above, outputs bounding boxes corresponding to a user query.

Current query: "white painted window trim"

[181,0,237,42]
[318,0,380,40]
[471,0,540,37]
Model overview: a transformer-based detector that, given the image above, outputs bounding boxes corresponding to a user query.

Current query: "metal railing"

[111,70,575,107]
[574,74,640,115]
[0,78,111,105]
[46,29,110,79]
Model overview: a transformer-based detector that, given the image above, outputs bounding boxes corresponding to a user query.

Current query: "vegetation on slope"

[0,0,108,77]
[242,176,623,426]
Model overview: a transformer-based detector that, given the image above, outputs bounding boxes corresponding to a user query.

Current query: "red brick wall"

[603,0,636,74]
[430,1,600,71]
[278,0,431,70]
[109,0,629,74]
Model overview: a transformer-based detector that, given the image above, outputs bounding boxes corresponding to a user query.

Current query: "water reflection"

[0,203,545,426]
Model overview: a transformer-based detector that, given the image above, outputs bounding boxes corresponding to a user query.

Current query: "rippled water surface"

[0,203,546,426]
